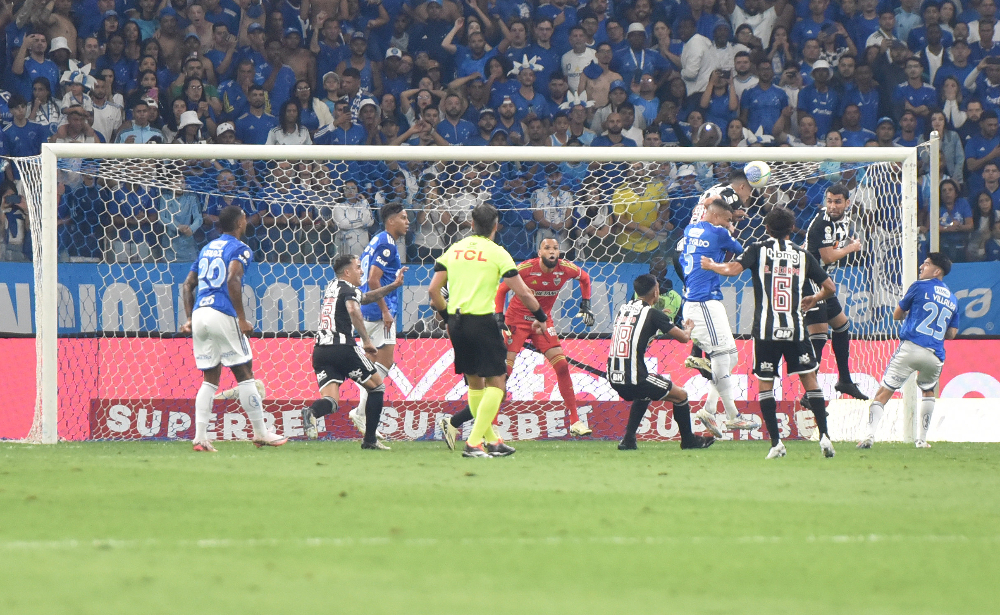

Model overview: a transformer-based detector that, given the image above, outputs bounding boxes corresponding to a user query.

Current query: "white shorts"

[881,340,943,392]
[192,308,253,370]
[682,300,736,355]
[364,318,397,348]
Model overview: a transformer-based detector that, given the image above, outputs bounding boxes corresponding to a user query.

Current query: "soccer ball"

[744,161,771,189]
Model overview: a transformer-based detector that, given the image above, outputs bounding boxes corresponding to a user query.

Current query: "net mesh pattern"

[12,152,913,443]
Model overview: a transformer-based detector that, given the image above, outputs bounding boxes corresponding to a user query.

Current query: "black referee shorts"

[804,295,845,326]
[447,313,508,378]
[312,344,378,389]
[753,339,818,381]
[611,373,673,402]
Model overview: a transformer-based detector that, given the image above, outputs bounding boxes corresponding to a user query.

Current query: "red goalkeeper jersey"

[495,258,592,322]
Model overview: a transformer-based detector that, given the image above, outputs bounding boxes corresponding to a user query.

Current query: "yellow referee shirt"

[435,235,517,316]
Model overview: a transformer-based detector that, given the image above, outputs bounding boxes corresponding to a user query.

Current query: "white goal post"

[27,143,921,444]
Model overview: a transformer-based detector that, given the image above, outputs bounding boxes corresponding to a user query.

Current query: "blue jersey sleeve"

[716,226,744,255]
[898,280,920,313]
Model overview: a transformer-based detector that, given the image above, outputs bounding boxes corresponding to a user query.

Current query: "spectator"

[613,23,665,84]
[290,79,333,135]
[893,57,937,135]
[612,161,669,257]
[939,178,974,261]
[494,95,524,145]
[873,41,909,118]
[981,162,1000,210]
[566,99,596,145]
[562,26,597,92]
[333,178,374,257]
[266,99,311,145]
[220,59,256,122]
[797,60,840,136]
[781,113,823,146]
[865,9,896,49]
[966,110,1000,196]
[178,76,218,136]
[494,173,536,261]
[531,164,574,250]
[499,18,533,66]
[96,33,136,96]
[105,180,159,263]
[467,108,497,146]
[656,99,692,146]
[894,0,923,44]
[928,110,965,186]
[546,72,571,112]
[158,180,203,262]
[57,173,106,260]
[839,104,876,146]
[969,20,1000,64]
[457,76,492,123]
[792,0,835,49]
[727,0,784,48]
[3,95,46,185]
[281,29,314,86]
[262,38,296,113]
[842,62,880,131]
[528,18,563,97]
[337,31,381,96]
[12,32,59,101]
[1,186,28,262]
[205,22,238,84]
[766,25,793,75]
[817,23,857,68]
[631,73,662,126]
[115,99,164,143]
[204,169,265,243]
[89,77,124,143]
[868,115,898,147]
[698,69,738,130]
[831,53,857,94]
[894,110,921,147]
[579,43,623,107]
[968,190,999,260]
[173,110,208,144]
[740,58,789,135]
[429,92,474,146]
[29,77,61,132]
[411,174,450,263]
[234,84,278,145]
[732,51,759,99]
[934,38,974,93]
[985,220,1000,260]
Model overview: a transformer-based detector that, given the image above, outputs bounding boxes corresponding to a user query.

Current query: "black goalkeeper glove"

[578,299,595,327]
[494,312,512,345]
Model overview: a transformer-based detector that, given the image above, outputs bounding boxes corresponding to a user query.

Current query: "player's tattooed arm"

[359,267,409,305]
[819,237,862,264]
[347,300,377,356]
[179,270,199,334]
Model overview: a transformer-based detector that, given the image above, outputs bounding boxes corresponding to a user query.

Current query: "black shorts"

[804,295,845,326]
[312,344,378,389]
[753,339,818,381]
[610,373,673,402]
[447,313,508,378]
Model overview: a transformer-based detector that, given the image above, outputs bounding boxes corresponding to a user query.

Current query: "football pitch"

[2,440,998,614]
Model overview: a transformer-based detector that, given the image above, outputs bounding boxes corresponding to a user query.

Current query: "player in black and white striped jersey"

[702,207,839,459]
[301,254,407,449]
[803,183,869,404]
[606,274,715,451]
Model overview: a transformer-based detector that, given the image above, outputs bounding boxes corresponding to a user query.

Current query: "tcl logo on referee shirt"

[452,249,488,261]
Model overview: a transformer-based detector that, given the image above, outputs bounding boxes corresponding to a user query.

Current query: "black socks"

[364,390,384,443]
[759,390,780,447]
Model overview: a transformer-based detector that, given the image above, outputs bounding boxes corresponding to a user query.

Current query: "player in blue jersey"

[349,202,410,437]
[180,206,288,452]
[858,253,960,449]
[680,197,761,437]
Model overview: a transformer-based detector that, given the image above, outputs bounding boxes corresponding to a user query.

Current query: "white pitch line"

[1,535,994,551]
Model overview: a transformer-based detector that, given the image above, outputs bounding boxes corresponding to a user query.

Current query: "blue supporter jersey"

[797,85,840,136]
[741,85,788,134]
[191,235,253,318]
[680,221,744,302]
[898,278,959,361]
[359,231,401,321]
[235,111,278,145]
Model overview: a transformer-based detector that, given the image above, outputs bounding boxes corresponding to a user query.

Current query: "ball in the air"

[744,160,771,189]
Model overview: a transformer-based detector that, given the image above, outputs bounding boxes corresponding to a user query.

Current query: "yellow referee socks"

[468,388,484,418]
[468,387,504,447]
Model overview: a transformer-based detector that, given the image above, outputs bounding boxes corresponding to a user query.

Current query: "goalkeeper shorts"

[506,318,561,354]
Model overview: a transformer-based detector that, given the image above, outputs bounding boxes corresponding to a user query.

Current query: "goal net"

[11,144,919,444]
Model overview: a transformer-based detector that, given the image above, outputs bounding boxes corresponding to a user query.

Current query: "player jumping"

[858,253,959,449]
[702,207,838,459]
[180,205,287,451]
[679,197,760,437]
[438,238,596,445]
[607,274,714,451]
[300,255,407,449]
[803,183,869,405]
[349,203,409,440]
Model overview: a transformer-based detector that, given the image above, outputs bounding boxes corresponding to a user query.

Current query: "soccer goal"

[12,143,922,444]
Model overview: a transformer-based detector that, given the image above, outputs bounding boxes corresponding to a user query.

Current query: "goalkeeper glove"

[578,299,595,327]
[494,312,512,345]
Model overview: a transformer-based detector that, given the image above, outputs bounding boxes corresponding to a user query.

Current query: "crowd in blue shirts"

[2,0,1000,265]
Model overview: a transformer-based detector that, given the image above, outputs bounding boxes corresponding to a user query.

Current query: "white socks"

[238,379,267,438]
[919,397,935,441]
[710,350,740,420]
[704,384,720,414]
[866,400,884,440]
[194,382,218,442]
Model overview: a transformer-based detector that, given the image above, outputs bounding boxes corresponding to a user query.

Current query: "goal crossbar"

[32,144,922,444]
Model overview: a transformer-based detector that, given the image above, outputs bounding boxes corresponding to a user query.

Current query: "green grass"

[1,440,998,614]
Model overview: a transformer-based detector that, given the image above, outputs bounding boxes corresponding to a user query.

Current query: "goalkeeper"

[439,238,596,444]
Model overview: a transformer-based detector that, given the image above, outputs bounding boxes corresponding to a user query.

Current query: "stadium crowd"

[1,0,1000,265]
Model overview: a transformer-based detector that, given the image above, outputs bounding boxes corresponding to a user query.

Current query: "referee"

[428,203,547,458]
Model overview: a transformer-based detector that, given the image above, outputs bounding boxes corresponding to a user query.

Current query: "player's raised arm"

[360,267,408,305]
